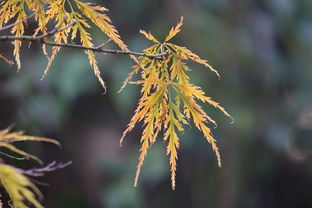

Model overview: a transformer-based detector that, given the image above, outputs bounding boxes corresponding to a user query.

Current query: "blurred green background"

[1,0,312,207]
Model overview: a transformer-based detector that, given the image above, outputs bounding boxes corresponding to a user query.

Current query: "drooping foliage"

[120,18,233,190]
[0,0,130,92]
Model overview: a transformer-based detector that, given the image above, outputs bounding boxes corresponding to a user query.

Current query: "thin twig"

[96,38,112,49]
[0,12,37,32]
[21,161,72,177]
[0,35,168,58]
[37,20,76,39]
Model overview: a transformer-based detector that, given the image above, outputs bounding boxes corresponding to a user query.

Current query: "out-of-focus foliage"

[0,126,59,163]
[121,17,232,190]
[0,126,59,208]
[0,164,43,208]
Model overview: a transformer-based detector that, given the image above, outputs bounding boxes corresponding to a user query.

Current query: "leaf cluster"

[0,0,130,92]
[121,18,233,190]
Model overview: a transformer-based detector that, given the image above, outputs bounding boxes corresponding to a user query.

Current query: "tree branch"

[0,12,37,32]
[0,35,169,59]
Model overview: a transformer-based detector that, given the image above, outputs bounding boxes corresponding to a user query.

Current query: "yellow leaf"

[164,105,181,190]
[75,1,129,51]
[77,21,107,92]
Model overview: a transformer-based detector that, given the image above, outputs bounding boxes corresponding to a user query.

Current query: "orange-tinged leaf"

[177,83,233,122]
[165,17,184,42]
[140,30,160,43]
[42,3,70,79]
[167,43,220,78]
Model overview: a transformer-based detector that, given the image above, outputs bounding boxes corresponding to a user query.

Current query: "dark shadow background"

[1,0,312,207]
